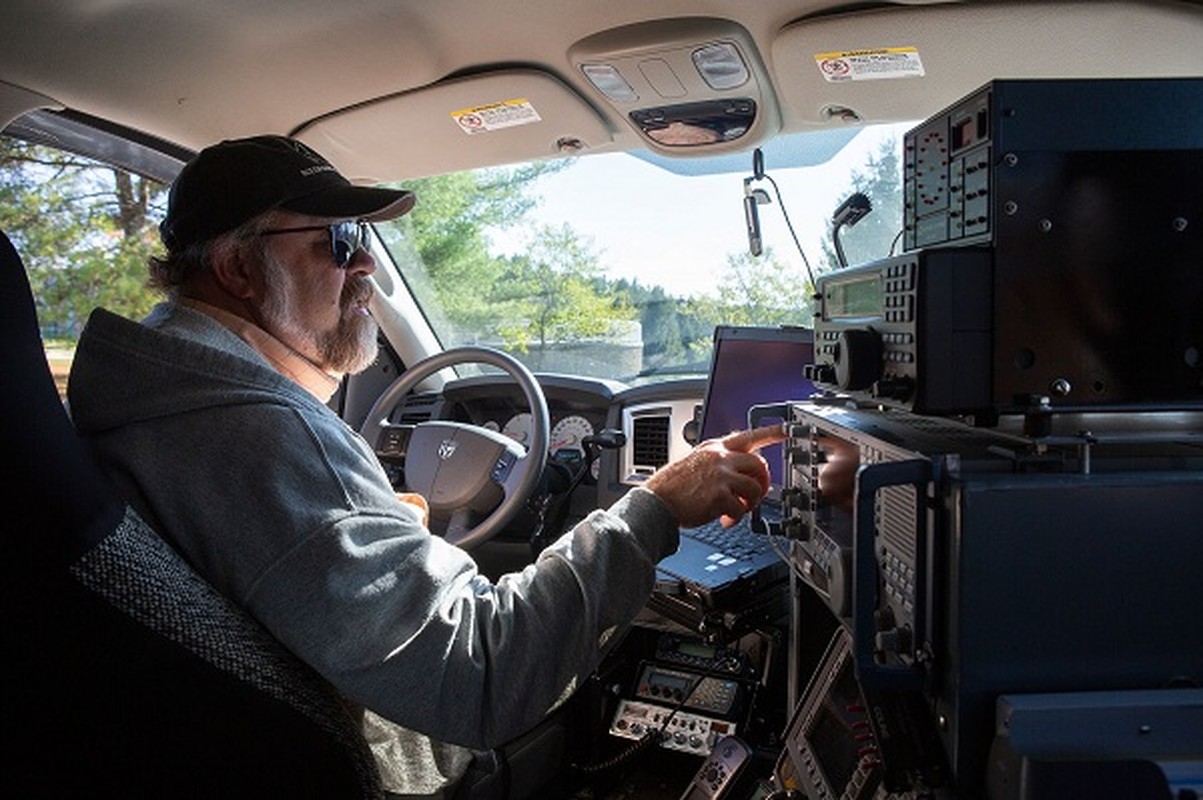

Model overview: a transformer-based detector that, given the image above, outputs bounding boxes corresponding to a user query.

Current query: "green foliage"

[611,278,706,375]
[385,162,639,354]
[0,139,164,339]
[493,223,634,354]
[714,248,815,325]
[623,248,814,376]
[381,162,572,341]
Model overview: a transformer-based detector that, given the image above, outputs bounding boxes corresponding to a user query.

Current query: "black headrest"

[0,230,124,572]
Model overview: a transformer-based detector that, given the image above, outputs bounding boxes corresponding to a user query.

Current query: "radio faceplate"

[632,662,744,717]
[891,78,1203,415]
[609,657,754,755]
[809,248,993,417]
[781,402,1038,681]
[609,698,737,755]
[775,628,883,799]
[783,403,939,674]
[775,628,947,797]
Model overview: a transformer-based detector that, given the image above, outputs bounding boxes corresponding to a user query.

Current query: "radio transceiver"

[609,661,751,755]
[808,248,992,418]
[809,79,1202,419]
[779,400,1203,792]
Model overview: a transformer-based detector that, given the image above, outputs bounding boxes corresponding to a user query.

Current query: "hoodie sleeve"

[247,473,678,750]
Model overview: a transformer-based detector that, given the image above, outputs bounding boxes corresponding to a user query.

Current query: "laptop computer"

[695,324,818,519]
[653,325,817,614]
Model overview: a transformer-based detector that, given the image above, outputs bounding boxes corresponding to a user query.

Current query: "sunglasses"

[259,220,372,269]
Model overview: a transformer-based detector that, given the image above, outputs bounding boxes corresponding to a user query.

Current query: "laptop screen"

[697,325,817,509]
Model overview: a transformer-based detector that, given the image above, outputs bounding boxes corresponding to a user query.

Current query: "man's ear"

[209,244,261,301]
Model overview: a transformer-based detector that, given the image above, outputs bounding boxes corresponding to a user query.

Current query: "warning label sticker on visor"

[451,99,542,135]
[814,47,925,82]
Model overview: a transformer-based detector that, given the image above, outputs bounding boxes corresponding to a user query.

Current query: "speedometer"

[551,415,594,457]
[501,412,532,447]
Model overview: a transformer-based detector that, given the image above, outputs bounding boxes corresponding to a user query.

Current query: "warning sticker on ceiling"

[814,47,925,82]
[451,99,542,135]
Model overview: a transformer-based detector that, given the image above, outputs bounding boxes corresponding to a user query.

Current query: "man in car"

[67,135,785,797]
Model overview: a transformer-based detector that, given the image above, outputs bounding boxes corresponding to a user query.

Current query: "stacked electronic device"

[778,78,1203,799]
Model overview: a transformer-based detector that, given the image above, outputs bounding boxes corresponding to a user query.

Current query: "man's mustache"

[341,277,374,311]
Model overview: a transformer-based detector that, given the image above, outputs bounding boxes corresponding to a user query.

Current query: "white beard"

[258,250,379,375]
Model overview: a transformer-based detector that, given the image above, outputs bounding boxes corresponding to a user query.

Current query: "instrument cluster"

[491,410,600,478]
[439,376,611,481]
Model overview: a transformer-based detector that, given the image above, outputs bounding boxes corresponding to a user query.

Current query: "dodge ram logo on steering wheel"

[437,439,458,461]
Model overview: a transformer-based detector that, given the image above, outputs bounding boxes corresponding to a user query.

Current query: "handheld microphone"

[744,148,767,256]
[743,184,763,257]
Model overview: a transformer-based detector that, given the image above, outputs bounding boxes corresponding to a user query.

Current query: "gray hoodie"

[68,302,679,755]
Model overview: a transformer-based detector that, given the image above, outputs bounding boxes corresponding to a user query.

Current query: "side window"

[0,135,166,397]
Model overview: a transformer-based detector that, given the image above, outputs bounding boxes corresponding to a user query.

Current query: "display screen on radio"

[677,641,717,660]
[824,274,882,318]
[805,649,863,793]
[649,671,693,696]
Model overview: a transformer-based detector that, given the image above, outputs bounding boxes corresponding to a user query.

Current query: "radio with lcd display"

[609,661,751,754]
[810,78,1203,420]
[775,628,946,798]
[779,401,1019,675]
[808,247,993,418]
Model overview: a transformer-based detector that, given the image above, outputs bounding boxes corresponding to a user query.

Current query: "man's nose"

[346,247,377,276]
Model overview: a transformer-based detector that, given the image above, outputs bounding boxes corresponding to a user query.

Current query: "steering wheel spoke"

[359,347,549,550]
[495,446,536,498]
[373,423,415,465]
[443,507,482,549]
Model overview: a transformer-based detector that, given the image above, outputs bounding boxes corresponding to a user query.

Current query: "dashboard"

[440,373,618,478]
[435,372,707,514]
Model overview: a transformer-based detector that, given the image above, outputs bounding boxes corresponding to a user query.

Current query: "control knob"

[834,329,883,391]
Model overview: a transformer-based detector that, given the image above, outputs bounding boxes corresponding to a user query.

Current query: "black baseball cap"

[159,135,415,250]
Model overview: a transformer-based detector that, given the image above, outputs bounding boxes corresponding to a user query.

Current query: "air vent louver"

[631,414,671,471]
[397,393,437,424]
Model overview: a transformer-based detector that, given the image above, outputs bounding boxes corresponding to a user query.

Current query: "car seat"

[0,228,383,797]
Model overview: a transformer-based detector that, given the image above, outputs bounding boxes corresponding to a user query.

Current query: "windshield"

[374,121,913,385]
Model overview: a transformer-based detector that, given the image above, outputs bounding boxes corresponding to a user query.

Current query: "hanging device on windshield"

[738,147,818,288]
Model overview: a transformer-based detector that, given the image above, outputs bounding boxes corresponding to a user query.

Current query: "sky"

[491,122,912,298]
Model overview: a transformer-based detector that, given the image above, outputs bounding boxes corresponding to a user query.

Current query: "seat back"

[0,229,382,797]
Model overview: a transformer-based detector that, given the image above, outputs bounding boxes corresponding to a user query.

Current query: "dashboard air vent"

[397,392,437,424]
[631,414,671,472]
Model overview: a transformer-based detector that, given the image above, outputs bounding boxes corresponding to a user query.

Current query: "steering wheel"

[359,346,550,550]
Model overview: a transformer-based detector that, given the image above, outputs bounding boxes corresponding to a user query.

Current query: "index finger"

[719,422,787,453]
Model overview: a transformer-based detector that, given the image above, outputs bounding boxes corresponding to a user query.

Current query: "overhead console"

[568,17,780,154]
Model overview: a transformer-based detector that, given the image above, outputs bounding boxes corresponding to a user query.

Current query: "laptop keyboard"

[681,516,774,561]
